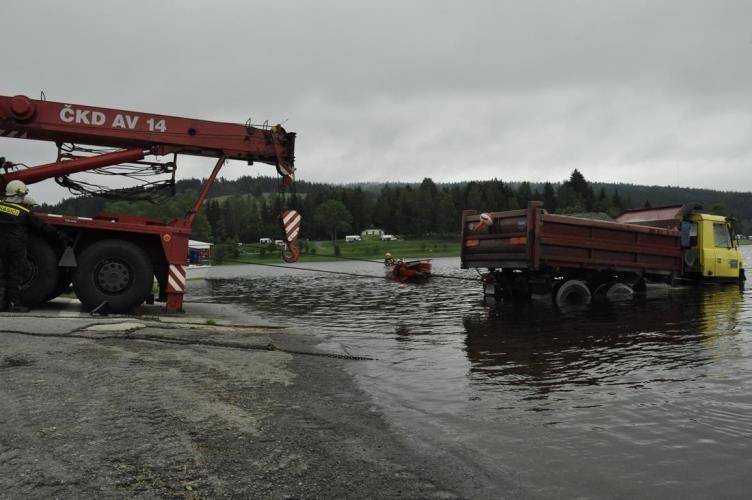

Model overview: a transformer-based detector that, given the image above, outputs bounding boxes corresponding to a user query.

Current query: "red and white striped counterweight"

[280,210,301,263]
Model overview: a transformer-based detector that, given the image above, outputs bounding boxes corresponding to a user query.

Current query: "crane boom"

[0,94,295,185]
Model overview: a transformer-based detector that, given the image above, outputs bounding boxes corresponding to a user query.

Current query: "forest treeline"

[42,170,752,243]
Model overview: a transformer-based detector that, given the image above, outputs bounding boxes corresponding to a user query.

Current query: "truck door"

[710,222,739,279]
[681,221,701,273]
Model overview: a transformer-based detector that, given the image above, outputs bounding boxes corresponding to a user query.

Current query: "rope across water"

[217,255,481,282]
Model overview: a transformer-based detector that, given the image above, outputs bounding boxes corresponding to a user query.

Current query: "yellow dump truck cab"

[682,213,744,281]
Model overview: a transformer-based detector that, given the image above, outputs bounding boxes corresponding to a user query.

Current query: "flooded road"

[189,248,752,498]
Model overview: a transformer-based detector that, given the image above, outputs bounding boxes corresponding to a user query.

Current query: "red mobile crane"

[0,94,300,313]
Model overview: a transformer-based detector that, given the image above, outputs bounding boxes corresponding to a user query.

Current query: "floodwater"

[189,247,752,498]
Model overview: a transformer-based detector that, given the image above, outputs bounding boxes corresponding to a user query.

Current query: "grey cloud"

[1,0,751,203]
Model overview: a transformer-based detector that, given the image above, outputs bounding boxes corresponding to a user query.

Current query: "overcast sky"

[2,0,751,203]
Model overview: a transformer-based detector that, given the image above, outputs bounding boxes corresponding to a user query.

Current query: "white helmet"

[4,180,28,197]
[22,194,38,207]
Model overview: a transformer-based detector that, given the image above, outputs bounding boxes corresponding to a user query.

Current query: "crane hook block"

[280,210,301,263]
[282,242,300,263]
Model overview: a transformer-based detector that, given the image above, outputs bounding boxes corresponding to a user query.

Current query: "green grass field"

[219,238,460,264]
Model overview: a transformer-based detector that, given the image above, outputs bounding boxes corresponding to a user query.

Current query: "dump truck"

[461,202,745,305]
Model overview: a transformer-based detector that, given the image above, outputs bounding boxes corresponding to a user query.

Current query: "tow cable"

[218,256,481,282]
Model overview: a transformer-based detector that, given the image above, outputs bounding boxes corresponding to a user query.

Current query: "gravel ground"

[0,302,467,499]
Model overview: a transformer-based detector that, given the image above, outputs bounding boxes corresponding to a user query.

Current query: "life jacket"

[0,200,31,225]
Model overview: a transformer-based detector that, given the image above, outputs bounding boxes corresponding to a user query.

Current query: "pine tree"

[543,182,557,212]
[516,182,533,207]
[565,169,595,210]
[594,187,609,212]
[612,190,623,210]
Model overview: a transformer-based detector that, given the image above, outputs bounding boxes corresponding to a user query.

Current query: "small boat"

[386,259,432,283]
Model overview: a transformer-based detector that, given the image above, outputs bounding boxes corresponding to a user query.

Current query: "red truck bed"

[461,202,682,277]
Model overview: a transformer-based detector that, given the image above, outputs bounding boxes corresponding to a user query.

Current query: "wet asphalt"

[0,301,481,499]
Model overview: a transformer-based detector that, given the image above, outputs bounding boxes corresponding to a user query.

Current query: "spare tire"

[73,239,153,313]
[554,279,591,308]
[19,235,61,307]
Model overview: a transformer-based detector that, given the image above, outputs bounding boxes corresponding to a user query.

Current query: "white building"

[188,240,212,263]
[361,228,384,239]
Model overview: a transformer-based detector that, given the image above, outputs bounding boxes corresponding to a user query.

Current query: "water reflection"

[464,285,746,401]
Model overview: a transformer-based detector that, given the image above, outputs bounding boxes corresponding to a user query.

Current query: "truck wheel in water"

[554,279,591,308]
[632,277,647,292]
[19,235,62,307]
[73,240,154,313]
[605,282,633,301]
[593,281,634,302]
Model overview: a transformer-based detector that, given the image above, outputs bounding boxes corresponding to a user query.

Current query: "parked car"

[345,235,362,242]
[259,237,272,245]
[381,234,398,241]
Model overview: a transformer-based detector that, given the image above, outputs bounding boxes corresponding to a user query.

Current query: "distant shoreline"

[214,238,460,265]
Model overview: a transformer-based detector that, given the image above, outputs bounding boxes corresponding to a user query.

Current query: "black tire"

[73,239,154,313]
[604,282,634,301]
[632,277,648,292]
[46,269,72,302]
[19,235,61,307]
[554,279,591,308]
[594,281,635,300]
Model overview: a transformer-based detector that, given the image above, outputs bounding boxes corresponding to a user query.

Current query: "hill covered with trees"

[41,170,752,244]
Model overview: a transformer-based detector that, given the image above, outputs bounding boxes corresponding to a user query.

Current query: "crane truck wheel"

[47,270,72,302]
[73,240,154,313]
[19,235,61,307]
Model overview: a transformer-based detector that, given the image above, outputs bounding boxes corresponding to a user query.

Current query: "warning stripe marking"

[170,265,186,285]
[168,275,182,292]
[168,264,186,292]
[282,211,297,224]
[0,130,28,139]
[281,210,301,244]
[285,213,301,229]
